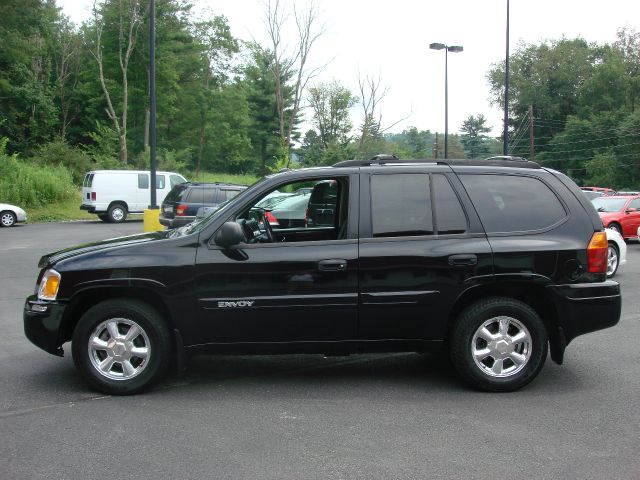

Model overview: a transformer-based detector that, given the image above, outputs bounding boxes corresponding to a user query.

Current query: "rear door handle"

[318,259,347,271]
[448,254,478,266]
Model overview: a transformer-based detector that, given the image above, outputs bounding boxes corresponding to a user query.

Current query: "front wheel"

[72,299,172,395]
[449,297,548,392]
[1,210,16,227]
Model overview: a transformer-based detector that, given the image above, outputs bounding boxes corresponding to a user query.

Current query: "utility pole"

[434,132,439,159]
[529,105,534,162]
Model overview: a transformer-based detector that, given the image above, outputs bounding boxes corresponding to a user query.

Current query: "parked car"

[582,190,604,201]
[24,156,621,395]
[591,195,640,240]
[0,203,27,227]
[159,182,247,229]
[81,170,187,223]
[265,192,311,228]
[581,186,616,195]
[604,227,627,278]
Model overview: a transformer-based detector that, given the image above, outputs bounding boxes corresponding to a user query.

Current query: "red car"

[581,186,616,195]
[592,195,640,239]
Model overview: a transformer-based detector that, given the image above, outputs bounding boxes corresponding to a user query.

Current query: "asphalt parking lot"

[1,221,639,479]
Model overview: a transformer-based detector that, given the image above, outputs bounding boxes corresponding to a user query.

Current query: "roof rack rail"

[333,155,541,169]
[333,154,429,168]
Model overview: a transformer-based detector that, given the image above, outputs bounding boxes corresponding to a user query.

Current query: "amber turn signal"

[38,269,61,301]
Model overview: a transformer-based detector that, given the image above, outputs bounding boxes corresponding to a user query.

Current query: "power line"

[508,132,639,147]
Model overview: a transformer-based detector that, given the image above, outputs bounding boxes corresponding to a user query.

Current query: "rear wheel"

[0,210,16,227]
[450,297,548,392]
[606,242,619,278]
[72,299,172,395]
[107,203,127,223]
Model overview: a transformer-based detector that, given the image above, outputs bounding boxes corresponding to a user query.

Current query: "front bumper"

[23,295,67,356]
[546,280,621,348]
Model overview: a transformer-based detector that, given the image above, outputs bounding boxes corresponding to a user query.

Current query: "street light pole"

[430,43,463,159]
[503,0,510,155]
[149,0,157,209]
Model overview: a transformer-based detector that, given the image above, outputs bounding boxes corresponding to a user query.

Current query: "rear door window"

[433,174,467,234]
[371,174,433,237]
[460,174,566,233]
[156,175,165,189]
[220,189,242,202]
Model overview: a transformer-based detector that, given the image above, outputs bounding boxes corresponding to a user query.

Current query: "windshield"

[179,176,270,235]
[591,197,627,213]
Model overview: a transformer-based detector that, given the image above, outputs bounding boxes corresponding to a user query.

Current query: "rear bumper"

[546,280,621,346]
[159,215,195,228]
[23,295,66,356]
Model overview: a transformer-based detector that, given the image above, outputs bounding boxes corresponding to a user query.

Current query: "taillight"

[587,231,608,273]
[91,192,96,201]
[176,204,187,216]
[265,211,279,227]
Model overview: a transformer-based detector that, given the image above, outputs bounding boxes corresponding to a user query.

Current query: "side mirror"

[214,221,245,248]
[625,207,637,214]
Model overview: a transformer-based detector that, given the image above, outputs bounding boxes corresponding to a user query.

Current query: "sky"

[58,0,640,136]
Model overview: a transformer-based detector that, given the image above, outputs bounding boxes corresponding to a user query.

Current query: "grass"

[26,191,95,223]
[24,171,263,223]
[187,172,260,186]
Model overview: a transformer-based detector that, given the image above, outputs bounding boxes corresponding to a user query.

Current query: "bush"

[0,138,76,209]
[30,139,93,185]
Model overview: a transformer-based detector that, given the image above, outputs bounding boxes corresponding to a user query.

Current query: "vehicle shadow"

[164,352,473,395]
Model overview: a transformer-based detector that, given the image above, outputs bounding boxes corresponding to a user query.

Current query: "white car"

[605,227,627,278]
[0,203,27,227]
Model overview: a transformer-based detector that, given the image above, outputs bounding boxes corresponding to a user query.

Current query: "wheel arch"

[108,201,129,213]
[447,281,564,364]
[59,286,176,346]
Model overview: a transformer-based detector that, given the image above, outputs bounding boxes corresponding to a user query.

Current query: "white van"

[81,170,188,222]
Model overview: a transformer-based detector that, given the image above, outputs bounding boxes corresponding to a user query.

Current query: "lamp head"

[447,45,464,53]
[429,42,446,50]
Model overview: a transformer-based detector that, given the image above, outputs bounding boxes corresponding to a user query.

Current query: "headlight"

[38,269,61,301]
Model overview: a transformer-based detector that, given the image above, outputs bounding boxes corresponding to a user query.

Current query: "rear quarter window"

[460,174,567,233]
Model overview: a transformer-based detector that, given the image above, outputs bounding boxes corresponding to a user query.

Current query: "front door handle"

[318,259,347,271]
[448,254,478,266]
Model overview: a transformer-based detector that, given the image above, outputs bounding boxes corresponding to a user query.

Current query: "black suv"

[159,182,246,228]
[24,156,621,395]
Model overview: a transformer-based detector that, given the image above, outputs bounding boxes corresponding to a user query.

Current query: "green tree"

[460,114,492,159]
[0,0,60,152]
[307,81,356,148]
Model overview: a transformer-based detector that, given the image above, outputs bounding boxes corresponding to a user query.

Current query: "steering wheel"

[257,209,274,243]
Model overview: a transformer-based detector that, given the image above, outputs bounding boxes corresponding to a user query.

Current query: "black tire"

[1,210,16,227]
[607,223,622,235]
[107,203,127,223]
[97,214,109,222]
[449,297,548,392]
[606,242,619,278]
[72,299,172,395]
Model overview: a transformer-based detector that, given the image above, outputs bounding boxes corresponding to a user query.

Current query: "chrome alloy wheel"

[1,211,15,227]
[88,318,151,380]
[110,207,125,222]
[471,316,532,378]
[607,245,618,277]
